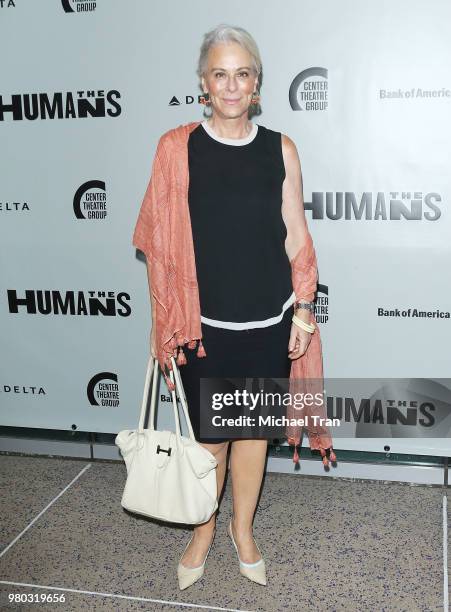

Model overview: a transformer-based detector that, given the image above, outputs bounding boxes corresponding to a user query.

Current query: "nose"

[226,75,238,92]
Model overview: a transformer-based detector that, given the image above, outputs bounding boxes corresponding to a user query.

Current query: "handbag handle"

[137,355,157,432]
[138,355,196,442]
[169,356,196,441]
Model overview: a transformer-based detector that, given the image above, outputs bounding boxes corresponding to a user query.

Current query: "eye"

[214,72,225,78]
[238,71,249,77]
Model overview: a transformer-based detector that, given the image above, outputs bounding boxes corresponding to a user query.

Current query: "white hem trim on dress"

[201,291,296,330]
[201,120,258,146]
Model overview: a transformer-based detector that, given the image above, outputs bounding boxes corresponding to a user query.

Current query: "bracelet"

[292,314,316,334]
[295,300,315,313]
[292,315,315,333]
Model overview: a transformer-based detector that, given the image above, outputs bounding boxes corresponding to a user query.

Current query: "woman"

[132,24,334,591]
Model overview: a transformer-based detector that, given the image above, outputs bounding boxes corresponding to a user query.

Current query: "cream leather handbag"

[115,355,218,524]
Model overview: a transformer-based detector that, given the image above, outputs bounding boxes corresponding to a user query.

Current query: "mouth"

[223,98,241,105]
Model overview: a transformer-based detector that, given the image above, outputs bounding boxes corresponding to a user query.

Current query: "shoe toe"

[177,528,215,590]
[177,563,204,590]
[240,559,267,586]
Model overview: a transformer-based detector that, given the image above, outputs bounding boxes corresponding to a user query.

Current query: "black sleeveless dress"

[179,121,294,443]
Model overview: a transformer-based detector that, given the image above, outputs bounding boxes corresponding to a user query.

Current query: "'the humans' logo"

[87,372,119,407]
[0,90,121,121]
[351,379,451,438]
[289,67,328,111]
[74,180,106,219]
[305,192,441,220]
[7,290,131,316]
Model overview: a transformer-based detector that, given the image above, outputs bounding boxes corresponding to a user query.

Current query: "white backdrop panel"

[0,0,450,455]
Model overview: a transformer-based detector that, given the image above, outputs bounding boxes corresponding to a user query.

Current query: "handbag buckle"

[156,444,172,456]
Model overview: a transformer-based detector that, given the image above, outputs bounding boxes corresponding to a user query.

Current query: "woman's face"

[201,42,259,120]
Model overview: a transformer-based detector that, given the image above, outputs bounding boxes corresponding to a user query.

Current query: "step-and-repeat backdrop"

[1,0,450,456]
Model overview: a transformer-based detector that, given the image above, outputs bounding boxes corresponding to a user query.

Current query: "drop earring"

[200,92,212,118]
[251,91,260,105]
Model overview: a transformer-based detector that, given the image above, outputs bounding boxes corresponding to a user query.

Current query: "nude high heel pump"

[227,518,267,586]
[177,528,216,590]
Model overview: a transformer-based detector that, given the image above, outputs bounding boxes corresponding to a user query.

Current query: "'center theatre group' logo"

[87,371,119,407]
[289,67,328,111]
[61,0,97,13]
[74,181,107,220]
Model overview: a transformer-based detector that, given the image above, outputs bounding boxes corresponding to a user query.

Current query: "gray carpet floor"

[0,455,448,611]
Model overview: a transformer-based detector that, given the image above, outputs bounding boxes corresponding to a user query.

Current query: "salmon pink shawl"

[132,121,335,466]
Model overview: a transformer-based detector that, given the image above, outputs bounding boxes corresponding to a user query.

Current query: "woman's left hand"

[288,323,312,359]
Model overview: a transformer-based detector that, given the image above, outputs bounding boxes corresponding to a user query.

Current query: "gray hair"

[197,24,263,94]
